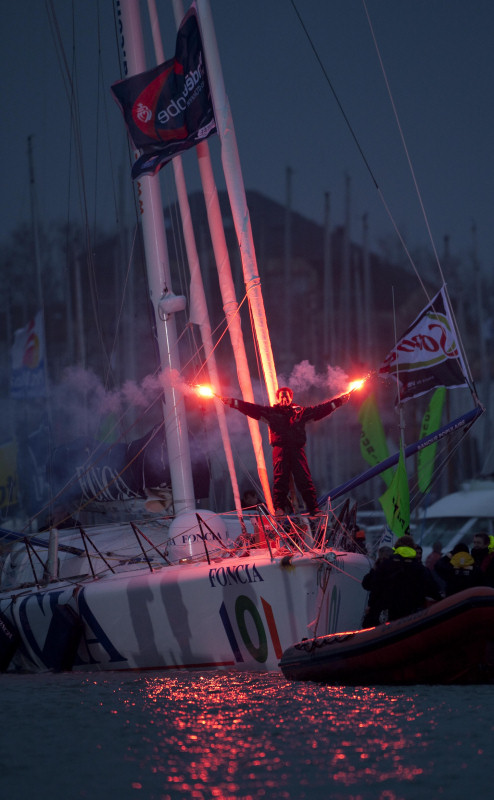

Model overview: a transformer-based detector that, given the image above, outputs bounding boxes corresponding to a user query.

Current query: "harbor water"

[1,670,492,800]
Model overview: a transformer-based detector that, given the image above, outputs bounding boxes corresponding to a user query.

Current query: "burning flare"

[345,370,376,394]
[194,384,216,398]
[347,377,366,393]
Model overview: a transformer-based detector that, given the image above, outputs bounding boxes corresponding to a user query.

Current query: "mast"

[147,0,245,519]
[73,253,86,368]
[27,137,44,326]
[172,0,276,511]
[322,191,335,364]
[284,166,293,372]
[115,0,195,515]
[196,0,278,406]
[27,137,49,398]
[362,212,373,363]
[342,172,351,364]
[193,142,275,512]
[472,223,490,450]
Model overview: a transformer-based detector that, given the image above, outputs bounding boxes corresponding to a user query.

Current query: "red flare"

[347,378,366,393]
[194,384,215,398]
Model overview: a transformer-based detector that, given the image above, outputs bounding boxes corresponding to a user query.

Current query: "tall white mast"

[146,0,245,519]
[284,166,293,372]
[196,0,278,406]
[116,0,195,515]
[171,0,275,511]
[194,142,274,512]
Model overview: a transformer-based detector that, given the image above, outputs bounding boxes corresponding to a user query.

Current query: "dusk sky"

[2,0,494,282]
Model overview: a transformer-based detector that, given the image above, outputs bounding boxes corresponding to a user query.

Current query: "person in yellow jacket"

[434,542,482,596]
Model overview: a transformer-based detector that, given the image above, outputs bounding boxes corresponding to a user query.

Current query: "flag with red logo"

[379,287,469,402]
[10,311,47,398]
[111,7,216,180]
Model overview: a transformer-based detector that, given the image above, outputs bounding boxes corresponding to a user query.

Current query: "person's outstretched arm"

[304,392,352,422]
[221,397,269,422]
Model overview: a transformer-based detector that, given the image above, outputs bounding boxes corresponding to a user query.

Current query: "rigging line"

[362,0,444,285]
[185,294,252,382]
[375,190,430,300]
[289,0,376,189]
[187,324,208,377]
[290,0,431,295]
[390,287,403,422]
[105,224,139,390]
[96,0,121,230]
[411,428,471,511]
[182,317,237,388]
[179,317,229,377]
[92,6,103,236]
[442,283,478,398]
[164,191,204,374]
[167,192,189,299]
[46,0,113,378]
[247,301,270,405]
[160,188,223,379]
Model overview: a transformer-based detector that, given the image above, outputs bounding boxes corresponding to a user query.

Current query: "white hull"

[0,518,369,673]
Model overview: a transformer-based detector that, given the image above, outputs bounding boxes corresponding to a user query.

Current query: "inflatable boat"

[279,587,494,685]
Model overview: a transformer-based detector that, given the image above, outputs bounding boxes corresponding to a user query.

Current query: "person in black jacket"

[221,386,351,515]
[363,535,442,622]
[362,545,394,627]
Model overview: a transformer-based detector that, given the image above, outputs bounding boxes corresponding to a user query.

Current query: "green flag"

[358,393,393,487]
[379,444,410,538]
[417,387,446,493]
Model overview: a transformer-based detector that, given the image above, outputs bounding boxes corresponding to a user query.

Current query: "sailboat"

[0,0,486,681]
[0,0,372,674]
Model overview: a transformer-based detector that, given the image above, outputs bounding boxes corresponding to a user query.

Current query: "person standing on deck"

[221,386,351,516]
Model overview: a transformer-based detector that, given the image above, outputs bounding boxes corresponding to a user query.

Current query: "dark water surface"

[0,670,492,800]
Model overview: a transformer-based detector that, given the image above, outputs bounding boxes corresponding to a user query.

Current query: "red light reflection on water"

[114,675,431,799]
[324,690,427,787]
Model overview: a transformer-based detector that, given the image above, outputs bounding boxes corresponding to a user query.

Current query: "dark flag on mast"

[379,287,469,403]
[111,8,216,180]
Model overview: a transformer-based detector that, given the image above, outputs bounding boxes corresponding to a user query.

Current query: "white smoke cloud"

[49,366,164,442]
[277,359,351,398]
[48,366,228,461]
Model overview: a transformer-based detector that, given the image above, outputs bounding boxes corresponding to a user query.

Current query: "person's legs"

[292,447,319,514]
[272,445,292,512]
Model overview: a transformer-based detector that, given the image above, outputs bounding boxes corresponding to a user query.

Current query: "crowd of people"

[361,531,494,628]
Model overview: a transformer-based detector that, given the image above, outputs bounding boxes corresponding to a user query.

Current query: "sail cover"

[47,428,209,505]
[16,427,210,524]
[111,7,216,179]
[379,287,469,402]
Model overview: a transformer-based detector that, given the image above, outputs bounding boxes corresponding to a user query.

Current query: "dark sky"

[2,0,494,277]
